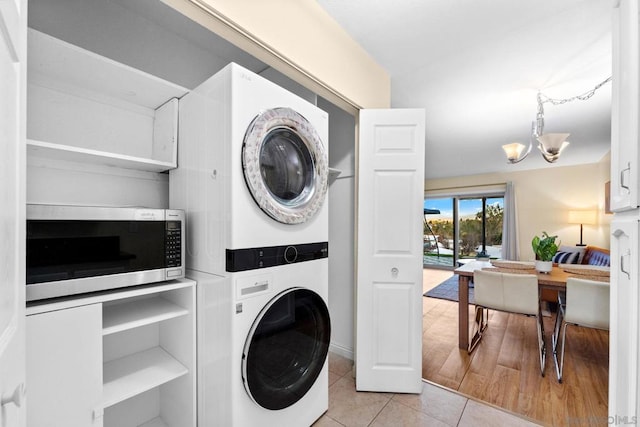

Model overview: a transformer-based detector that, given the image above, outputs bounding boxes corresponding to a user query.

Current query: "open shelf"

[28,29,188,110]
[102,296,189,336]
[103,346,188,409]
[27,139,176,173]
[27,28,184,172]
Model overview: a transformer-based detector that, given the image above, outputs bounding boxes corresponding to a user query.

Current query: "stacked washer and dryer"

[170,63,331,426]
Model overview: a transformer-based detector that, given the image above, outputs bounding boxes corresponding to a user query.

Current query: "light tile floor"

[314,352,542,427]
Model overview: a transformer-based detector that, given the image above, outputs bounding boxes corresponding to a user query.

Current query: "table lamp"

[568,210,597,246]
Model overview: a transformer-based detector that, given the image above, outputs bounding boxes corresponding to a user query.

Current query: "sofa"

[540,245,610,302]
[551,245,610,267]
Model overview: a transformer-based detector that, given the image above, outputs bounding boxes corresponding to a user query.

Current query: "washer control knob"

[284,246,298,263]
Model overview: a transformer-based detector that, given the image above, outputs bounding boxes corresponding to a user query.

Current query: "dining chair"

[470,269,546,376]
[552,277,610,383]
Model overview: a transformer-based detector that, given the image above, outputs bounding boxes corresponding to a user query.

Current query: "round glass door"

[242,288,331,410]
[242,107,328,224]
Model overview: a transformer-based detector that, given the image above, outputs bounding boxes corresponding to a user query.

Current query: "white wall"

[318,97,356,359]
[27,159,168,208]
[165,0,391,111]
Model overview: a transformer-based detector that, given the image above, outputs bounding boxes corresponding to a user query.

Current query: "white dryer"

[171,63,331,426]
[189,260,330,427]
[170,63,329,276]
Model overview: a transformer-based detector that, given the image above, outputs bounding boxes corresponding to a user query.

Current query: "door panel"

[373,172,415,252]
[372,282,416,366]
[0,0,26,425]
[26,304,103,427]
[356,109,425,393]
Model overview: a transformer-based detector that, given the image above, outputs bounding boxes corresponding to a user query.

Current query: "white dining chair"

[552,277,610,383]
[470,269,546,376]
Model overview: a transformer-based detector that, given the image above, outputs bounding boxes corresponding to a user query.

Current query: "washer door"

[242,107,328,224]
[242,287,331,410]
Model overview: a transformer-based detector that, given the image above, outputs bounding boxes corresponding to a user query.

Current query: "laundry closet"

[24,0,356,426]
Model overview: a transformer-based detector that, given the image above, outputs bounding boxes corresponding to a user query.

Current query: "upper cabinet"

[610,0,640,212]
[27,29,186,172]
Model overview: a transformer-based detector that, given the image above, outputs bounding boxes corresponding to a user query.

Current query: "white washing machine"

[170,62,329,277]
[171,63,331,426]
[189,260,330,427]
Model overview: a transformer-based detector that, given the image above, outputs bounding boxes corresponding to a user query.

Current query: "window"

[424,195,504,269]
[423,197,455,268]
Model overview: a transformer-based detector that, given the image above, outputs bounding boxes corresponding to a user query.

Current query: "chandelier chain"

[538,76,612,106]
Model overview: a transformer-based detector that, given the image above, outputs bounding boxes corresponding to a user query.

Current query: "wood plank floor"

[422,268,609,427]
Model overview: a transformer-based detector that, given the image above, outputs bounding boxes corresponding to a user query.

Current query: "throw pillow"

[587,252,611,267]
[557,245,586,264]
[552,250,580,264]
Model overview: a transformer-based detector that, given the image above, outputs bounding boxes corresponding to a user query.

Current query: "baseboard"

[329,342,353,360]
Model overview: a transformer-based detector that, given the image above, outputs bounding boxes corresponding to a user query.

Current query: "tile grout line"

[366,393,394,427]
[456,398,471,426]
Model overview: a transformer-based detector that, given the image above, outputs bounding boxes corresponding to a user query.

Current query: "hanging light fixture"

[502,77,612,164]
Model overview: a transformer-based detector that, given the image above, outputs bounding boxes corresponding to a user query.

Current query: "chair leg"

[552,295,566,352]
[468,306,488,353]
[536,311,546,377]
[551,304,562,350]
[552,306,565,382]
[553,321,569,383]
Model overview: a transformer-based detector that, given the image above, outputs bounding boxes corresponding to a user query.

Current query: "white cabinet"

[26,28,187,173]
[610,1,640,422]
[26,280,196,427]
[26,303,103,427]
[609,216,640,420]
[610,0,639,212]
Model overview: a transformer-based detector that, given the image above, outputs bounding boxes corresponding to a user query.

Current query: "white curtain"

[501,181,519,260]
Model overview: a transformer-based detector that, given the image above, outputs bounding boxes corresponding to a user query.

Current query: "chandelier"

[502,77,612,164]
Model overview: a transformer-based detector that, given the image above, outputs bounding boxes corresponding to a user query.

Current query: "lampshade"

[568,210,597,225]
[502,142,527,163]
[537,133,570,163]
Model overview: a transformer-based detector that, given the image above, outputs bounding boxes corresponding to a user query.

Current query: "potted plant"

[531,231,559,273]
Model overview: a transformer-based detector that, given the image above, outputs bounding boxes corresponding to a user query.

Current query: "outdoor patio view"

[423,196,504,268]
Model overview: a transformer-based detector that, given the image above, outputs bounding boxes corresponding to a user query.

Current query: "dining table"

[454,260,574,350]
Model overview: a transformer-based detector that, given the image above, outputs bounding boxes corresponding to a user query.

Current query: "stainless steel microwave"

[26,204,184,301]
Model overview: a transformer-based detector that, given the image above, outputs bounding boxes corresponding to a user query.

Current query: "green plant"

[531,232,559,261]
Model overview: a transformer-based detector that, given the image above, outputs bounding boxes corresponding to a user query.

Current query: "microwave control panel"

[166,221,182,267]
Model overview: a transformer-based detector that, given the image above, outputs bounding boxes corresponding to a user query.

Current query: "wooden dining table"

[454,260,573,350]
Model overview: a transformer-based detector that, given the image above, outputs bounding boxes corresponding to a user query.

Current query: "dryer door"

[242,287,331,410]
[242,107,328,224]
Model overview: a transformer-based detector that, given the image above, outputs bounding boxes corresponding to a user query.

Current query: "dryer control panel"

[226,242,328,272]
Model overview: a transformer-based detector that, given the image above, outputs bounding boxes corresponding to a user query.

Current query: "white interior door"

[355,108,425,393]
[0,0,26,425]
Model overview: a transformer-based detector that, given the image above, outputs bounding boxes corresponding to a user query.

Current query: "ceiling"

[316,0,613,179]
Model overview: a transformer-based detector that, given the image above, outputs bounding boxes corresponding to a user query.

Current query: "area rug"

[424,274,474,304]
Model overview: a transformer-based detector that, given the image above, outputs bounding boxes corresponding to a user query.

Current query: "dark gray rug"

[424,274,474,303]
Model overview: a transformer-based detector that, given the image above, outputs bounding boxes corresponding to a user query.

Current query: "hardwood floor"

[422,268,609,427]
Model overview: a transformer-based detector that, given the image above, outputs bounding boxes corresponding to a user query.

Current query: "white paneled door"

[356,109,425,393]
[0,0,26,425]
